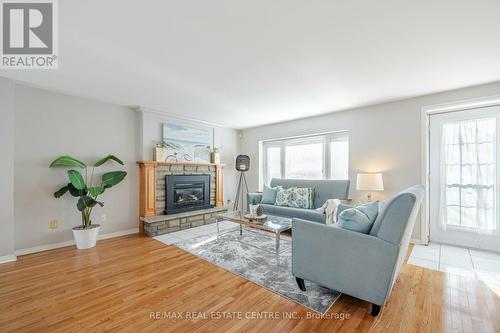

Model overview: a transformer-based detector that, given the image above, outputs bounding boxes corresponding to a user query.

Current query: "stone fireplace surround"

[138,162,227,237]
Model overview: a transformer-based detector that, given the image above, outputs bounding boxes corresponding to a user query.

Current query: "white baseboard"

[15,228,138,256]
[0,254,17,264]
[97,228,138,241]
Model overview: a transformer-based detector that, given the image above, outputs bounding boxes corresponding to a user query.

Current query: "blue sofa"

[292,185,425,316]
[247,178,350,223]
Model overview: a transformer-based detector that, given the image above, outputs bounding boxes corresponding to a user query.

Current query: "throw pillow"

[261,185,278,204]
[289,187,315,209]
[336,203,353,218]
[274,186,293,207]
[336,201,379,221]
[336,201,379,234]
[274,186,315,209]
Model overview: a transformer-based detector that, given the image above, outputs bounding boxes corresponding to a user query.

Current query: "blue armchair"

[292,185,424,316]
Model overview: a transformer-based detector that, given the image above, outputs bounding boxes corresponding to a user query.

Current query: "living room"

[1,1,500,332]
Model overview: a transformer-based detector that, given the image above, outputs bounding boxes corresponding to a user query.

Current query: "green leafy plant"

[156,140,167,148]
[50,155,127,229]
[252,196,261,205]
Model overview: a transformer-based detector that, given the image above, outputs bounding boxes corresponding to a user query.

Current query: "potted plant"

[249,196,260,217]
[211,147,221,164]
[49,155,127,249]
[154,140,168,162]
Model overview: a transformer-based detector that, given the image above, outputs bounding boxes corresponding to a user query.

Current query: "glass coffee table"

[216,211,292,253]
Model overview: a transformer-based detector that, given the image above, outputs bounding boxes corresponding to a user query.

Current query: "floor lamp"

[233,155,250,211]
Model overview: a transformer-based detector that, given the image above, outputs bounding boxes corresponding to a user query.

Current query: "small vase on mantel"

[211,147,221,164]
[154,140,168,162]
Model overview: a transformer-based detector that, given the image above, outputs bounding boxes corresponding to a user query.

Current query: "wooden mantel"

[136,161,226,167]
[137,161,225,233]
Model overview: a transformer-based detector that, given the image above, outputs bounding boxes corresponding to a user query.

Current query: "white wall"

[139,110,240,206]
[14,84,139,250]
[240,81,500,241]
[0,78,16,259]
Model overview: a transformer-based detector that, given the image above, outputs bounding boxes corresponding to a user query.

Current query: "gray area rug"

[172,227,341,314]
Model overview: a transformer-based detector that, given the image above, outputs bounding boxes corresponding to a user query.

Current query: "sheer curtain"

[438,117,497,233]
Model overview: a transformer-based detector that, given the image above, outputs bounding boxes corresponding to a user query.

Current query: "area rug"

[169,227,341,314]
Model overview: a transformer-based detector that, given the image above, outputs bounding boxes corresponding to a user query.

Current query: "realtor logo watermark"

[1,0,58,69]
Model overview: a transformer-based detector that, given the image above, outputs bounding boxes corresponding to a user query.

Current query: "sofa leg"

[370,304,381,316]
[295,277,306,291]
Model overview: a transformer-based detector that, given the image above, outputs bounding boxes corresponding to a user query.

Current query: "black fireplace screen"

[165,175,213,214]
[174,187,204,204]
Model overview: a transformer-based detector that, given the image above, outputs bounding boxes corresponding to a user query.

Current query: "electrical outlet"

[49,219,58,229]
[101,214,107,222]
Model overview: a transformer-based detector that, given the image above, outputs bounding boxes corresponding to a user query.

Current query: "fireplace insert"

[164,174,213,214]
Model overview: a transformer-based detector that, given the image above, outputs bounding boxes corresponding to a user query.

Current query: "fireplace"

[164,174,213,214]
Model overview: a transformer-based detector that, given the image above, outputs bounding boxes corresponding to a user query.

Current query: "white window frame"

[261,131,349,186]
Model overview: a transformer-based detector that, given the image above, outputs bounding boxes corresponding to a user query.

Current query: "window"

[285,140,323,179]
[266,145,281,182]
[261,132,349,185]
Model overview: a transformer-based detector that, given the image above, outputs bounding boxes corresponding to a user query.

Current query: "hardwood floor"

[1,234,500,332]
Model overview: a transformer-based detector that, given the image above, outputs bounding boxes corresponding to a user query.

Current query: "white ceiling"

[2,0,500,129]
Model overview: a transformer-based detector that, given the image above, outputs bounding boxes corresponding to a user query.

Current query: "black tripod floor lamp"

[233,155,250,211]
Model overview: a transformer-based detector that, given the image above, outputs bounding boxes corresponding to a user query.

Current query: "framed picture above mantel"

[162,122,213,163]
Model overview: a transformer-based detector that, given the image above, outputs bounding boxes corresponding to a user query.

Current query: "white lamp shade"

[356,173,384,191]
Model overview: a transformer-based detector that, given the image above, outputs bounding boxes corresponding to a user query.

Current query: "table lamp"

[356,173,384,202]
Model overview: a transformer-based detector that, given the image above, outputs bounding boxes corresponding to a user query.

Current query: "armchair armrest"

[292,218,398,306]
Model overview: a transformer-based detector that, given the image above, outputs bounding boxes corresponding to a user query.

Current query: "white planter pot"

[211,152,221,164]
[249,204,259,217]
[72,225,101,249]
[154,147,167,162]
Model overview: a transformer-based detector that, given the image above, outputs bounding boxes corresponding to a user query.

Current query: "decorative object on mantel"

[50,155,127,249]
[162,122,213,163]
[356,173,384,202]
[233,155,250,211]
[211,147,221,164]
[153,140,168,162]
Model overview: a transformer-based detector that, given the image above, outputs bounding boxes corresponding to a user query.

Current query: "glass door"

[429,106,500,251]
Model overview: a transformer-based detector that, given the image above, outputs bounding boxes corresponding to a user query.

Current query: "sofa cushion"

[290,187,315,209]
[270,178,349,208]
[261,185,278,204]
[337,201,379,222]
[275,186,315,209]
[260,204,326,223]
[336,203,353,217]
[336,201,379,234]
[274,186,290,206]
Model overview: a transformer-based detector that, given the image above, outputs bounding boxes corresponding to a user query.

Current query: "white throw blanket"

[316,199,342,224]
